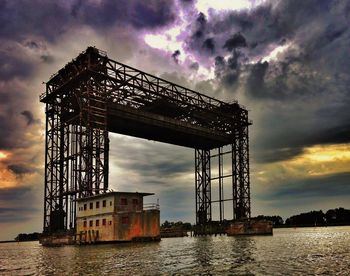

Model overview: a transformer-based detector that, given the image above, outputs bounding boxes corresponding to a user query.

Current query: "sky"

[0,0,350,240]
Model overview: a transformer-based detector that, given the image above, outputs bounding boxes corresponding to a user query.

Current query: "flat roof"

[76,191,154,202]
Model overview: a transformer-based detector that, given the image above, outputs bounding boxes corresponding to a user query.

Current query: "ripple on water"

[1,227,350,275]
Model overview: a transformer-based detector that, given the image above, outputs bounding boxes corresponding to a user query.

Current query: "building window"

[102,219,106,226]
[121,198,128,205]
[89,220,93,227]
[90,202,93,210]
[83,221,87,228]
[110,201,112,206]
[96,220,99,227]
[132,198,138,205]
[96,201,100,209]
[109,221,112,225]
[121,216,129,224]
[84,204,87,211]
[103,200,106,207]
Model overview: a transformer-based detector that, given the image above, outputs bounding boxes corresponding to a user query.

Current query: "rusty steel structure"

[40,47,251,233]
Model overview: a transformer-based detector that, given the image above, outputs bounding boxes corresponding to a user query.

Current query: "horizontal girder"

[40,47,251,149]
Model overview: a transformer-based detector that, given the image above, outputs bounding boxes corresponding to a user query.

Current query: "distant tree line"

[285,208,350,227]
[254,208,350,227]
[161,208,350,230]
[253,215,284,226]
[15,232,41,242]
[161,220,192,231]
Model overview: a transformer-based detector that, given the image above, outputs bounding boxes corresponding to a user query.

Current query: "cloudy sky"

[1,0,350,240]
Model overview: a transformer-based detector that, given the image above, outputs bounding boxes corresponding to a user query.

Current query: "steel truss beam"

[41,47,251,232]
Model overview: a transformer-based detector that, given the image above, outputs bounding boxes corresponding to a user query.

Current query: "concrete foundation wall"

[115,210,160,241]
[142,210,160,238]
[226,220,273,236]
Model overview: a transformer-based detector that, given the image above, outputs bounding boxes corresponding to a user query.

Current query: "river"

[1,226,349,275]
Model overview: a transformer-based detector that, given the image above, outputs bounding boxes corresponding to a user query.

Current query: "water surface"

[1,226,349,275]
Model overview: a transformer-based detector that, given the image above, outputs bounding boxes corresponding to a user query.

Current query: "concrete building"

[75,192,160,243]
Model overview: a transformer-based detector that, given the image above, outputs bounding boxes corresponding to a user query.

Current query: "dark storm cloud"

[202,38,215,53]
[24,41,40,50]
[112,147,193,177]
[185,12,210,53]
[110,136,193,178]
[8,164,38,175]
[171,50,181,64]
[0,187,38,223]
[0,50,34,80]
[0,0,71,42]
[214,51,244,87]
[20,110,35,126]
[261,172,350,200]
[181,0,350,162]
[132,1,176,29]
[246,61,269,97]
[204,32,249,88]
[196,12,207,28]
[70,0,176,30]
[223,33,247,51]
[214,56,225,78]
[313,124,350,145]
[1,1,183,154]
[0,104,41,150]
[189,62,199,71]
[251,99,350,163]
[40,55,54,64]
[184,0,350,96]
[0,0,177,42]
[158,187,193,221]
[0,114,18,149]
[0,186,33,201]
[0,206,38,223]
[254,147,304,164]
[179,0,194,5]
[262,2,347,98]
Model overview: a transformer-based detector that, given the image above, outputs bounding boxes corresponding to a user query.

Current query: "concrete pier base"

[39,231,75,246]
[226,220,273,236]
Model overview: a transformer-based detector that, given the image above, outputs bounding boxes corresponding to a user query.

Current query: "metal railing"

[143,203,160,210]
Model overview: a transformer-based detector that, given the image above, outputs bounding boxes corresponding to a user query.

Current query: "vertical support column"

[43,102,50,232]
[68,124,77,230]
[232,139,238,220]
[195,149,211,225]
[240,117,251,218]
[43,73,110,233]
[75,78,109,199]
[43,93,67,233]
[218,147,224,222]
[232,109,251,220]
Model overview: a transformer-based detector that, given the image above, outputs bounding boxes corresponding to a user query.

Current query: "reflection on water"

[1,226,350,275]
[230,237,256,275]
[194,236,213,269]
